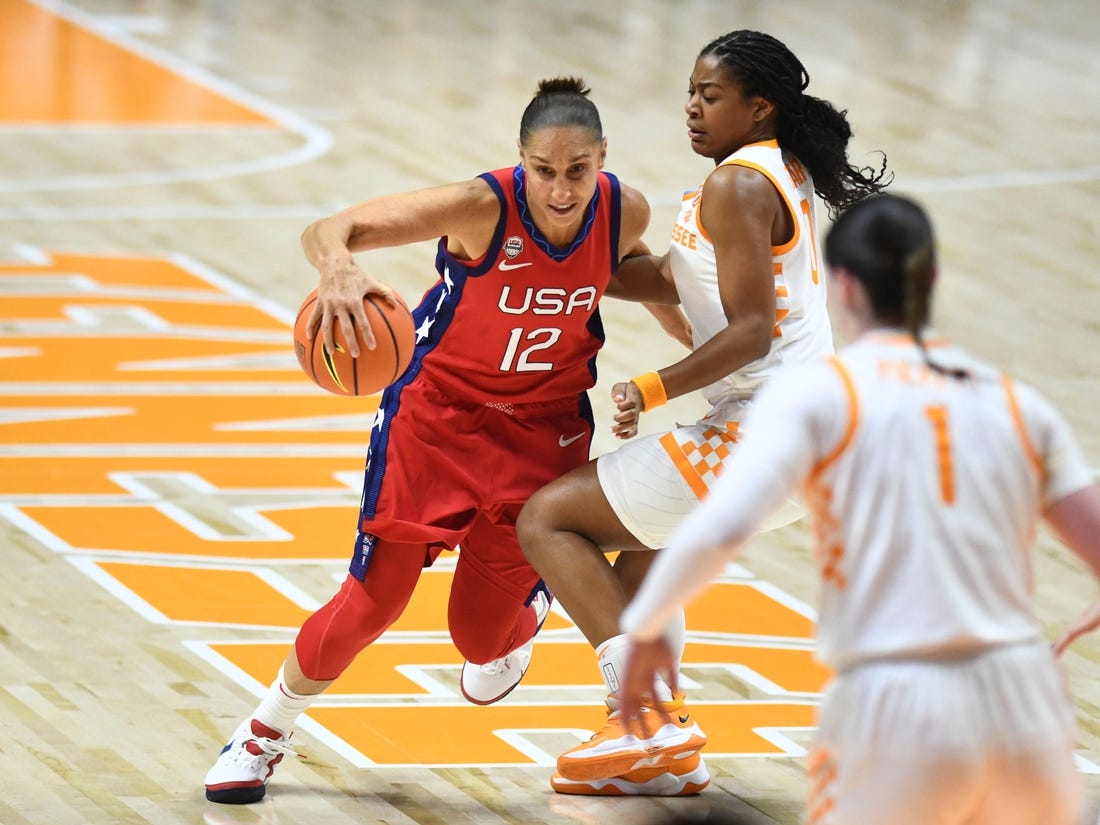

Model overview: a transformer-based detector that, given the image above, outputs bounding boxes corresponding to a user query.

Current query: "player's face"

[519,127,606,242]
[685,55,773,162]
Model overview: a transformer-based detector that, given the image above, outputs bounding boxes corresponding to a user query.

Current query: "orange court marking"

[687,582,816,639]
[25,501,360,560]
[2,394,377,445]
[97,562,313,627]
[685,642,829,694]
[1,338,301,383]
[0,456,363,495]
[308,702,818,765]
[0,247,829,768]
[0,0,273,124]
[0,253,232,290]
[7,296,291,330]
[211,638,825,698]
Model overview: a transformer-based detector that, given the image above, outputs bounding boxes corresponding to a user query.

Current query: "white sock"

[596,633,675,703]
[251,666,317,737]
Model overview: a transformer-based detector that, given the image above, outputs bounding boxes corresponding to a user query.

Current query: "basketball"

[293,288,416,396]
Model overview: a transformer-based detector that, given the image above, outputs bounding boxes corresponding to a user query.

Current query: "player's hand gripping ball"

[293,289,415,396]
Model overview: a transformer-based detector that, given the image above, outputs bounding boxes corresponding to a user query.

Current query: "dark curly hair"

[700,30,891,218]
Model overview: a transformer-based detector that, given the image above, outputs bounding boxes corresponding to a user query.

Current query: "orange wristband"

[631,371,667,411]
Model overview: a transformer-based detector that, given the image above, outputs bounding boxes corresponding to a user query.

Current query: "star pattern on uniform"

[415,315,435,342]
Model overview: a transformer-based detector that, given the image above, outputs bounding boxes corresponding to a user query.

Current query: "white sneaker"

[204,718,298,804]
[460,589,551,705]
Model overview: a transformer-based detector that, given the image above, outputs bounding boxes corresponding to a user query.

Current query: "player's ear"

[598,137,608,169]
[753,96,775,124]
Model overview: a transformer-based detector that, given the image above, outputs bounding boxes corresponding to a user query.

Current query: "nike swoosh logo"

[558,432,585,447]
[498,260,533,271]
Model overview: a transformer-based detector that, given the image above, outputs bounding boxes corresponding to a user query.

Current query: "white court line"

[0,204,340,221]
[646,162,1100,207]
[0,0,333,193]
[4,156,1100,219]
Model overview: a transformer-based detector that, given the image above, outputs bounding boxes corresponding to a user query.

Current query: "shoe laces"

[238,732,299,765]
[478,657,511,677]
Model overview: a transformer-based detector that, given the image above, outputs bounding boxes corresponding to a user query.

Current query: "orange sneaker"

[555,695,707,782]
[550,752,710,796]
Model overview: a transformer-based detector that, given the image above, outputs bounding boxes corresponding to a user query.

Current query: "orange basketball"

[293,288,416,396]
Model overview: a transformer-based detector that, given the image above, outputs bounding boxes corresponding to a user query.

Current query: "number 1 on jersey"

[924,404,956,504]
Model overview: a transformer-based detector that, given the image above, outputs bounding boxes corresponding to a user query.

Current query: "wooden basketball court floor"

[1,1,1099,822]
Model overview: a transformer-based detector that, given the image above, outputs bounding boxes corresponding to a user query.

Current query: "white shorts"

[596,396,804,549]
[808,642,1086,825]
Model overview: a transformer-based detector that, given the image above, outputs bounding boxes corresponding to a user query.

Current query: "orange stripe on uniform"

[1001,374,1044,478]
[805,747,838,825]
[659,432,709,499]
[809,358,860,480]
[720,158,801,255]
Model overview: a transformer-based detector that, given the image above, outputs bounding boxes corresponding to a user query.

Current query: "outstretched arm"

[301,178,498,355]
[616,365,832,722]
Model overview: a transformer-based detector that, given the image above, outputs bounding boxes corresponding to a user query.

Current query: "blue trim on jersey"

[466,172,508,276]
[604,171,622,273]
[355,173,512,553]
[585,308,606,386]
[513,165,600,261]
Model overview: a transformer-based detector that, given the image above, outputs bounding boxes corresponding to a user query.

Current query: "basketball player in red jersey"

[204,77,688,805]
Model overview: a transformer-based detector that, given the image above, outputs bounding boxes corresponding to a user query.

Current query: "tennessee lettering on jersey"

[667,139,833,404]
[784,157,808,187]
[406,165,623,404]
[877,359,951,387]
[671,222,698,250]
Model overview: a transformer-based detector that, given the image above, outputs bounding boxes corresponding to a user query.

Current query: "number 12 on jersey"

[499,327,562,372]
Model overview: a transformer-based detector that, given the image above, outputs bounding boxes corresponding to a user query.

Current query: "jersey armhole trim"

[604,171,623,274]
[809,357,859,480]
[715,159,800,255]
[1001,374,1044,478]
[456,171,509,275]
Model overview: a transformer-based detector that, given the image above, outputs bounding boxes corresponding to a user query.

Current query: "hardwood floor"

[1,1,1099,822]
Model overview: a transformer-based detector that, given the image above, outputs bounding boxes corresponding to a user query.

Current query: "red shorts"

[349,371,593,591]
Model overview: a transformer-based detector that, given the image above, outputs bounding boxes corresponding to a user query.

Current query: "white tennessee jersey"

[667,139,833,405]
[622,331,1094,671]
[782,332,1092,670]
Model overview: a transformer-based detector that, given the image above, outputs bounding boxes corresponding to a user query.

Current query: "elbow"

[746,321,774,362]
[721,310,775,362]
[300,219,322,252]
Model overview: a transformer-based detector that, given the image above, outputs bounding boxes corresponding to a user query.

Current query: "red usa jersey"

[410,165,622,404]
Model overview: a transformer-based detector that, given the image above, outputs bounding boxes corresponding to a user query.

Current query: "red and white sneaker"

[460,589,551,705]
[551,752,710,796]
[204,718,298,804]
[555,695,707,782]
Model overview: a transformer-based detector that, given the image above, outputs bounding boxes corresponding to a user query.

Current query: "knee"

[301,576,413,664]
[517,486,557,559]
[451,620,514,665]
